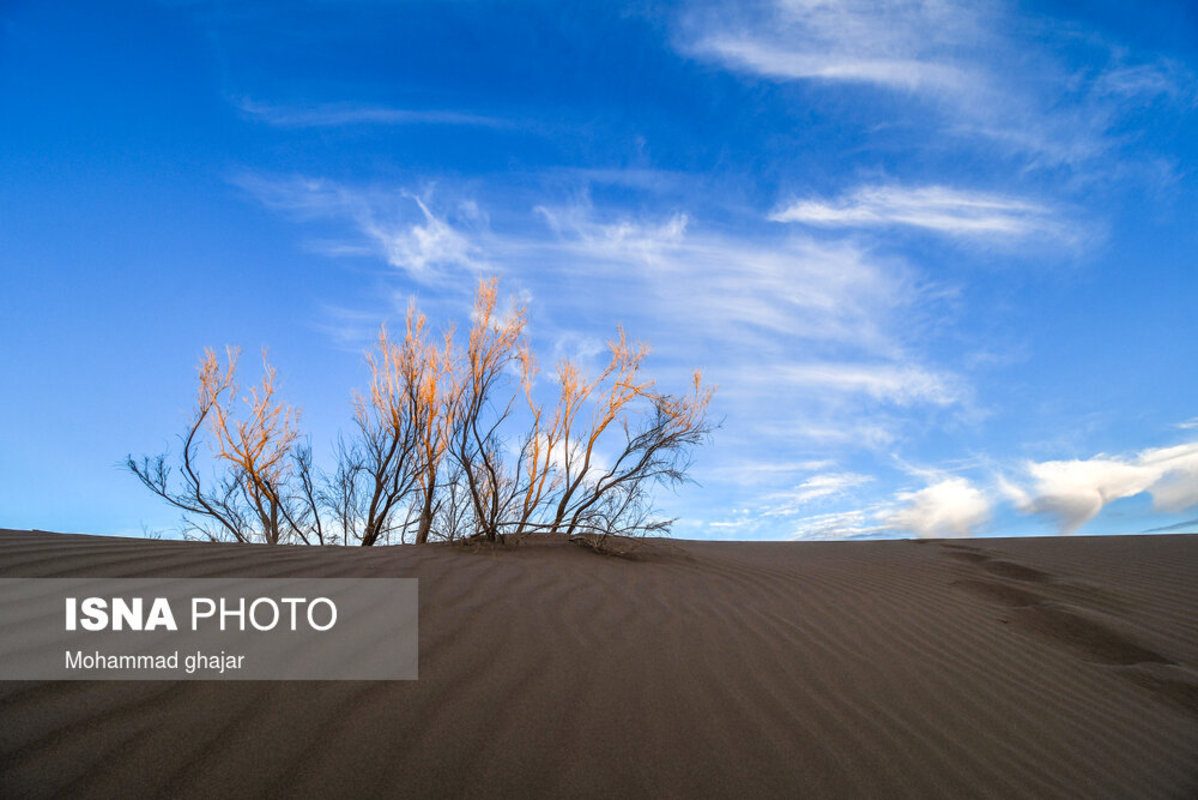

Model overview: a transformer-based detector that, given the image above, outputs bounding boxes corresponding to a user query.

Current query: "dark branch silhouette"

[129,279,715,550]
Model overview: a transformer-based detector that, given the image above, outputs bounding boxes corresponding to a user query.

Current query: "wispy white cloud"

[533,206,691,268]
[363,195,484,276]
[520,201,970,456]
[236,98,508,128]
[786,507,888,540]
[528,202,922,356]
[772,362,962,406]
[236,175,944,368]
[687,0,988,92]
[313,304,389,350]
[692,35,970,93]
[707,517,758,532]
[681,0,1194,169]
[231,174,359,218]
[240,184,941,382]
[1002,440,1198,532]
[231,175,488,280]
[705,458,837,486]
[1092,61,1192,103]
[757,421,900,450]
[761,471,874,516]
[771,184,1068,242]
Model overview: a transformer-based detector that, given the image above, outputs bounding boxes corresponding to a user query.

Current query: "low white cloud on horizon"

[874,436,1198,539]
[882,476,991,538]
[1003,441,1198,532]
[777,474,990,539]
[706,458,991,540]
[773,435,1198,540]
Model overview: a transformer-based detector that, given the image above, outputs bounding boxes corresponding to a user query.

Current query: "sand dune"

[1,529,1195,798]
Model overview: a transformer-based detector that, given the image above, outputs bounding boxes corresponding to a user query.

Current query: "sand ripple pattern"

[1,530,1196,799]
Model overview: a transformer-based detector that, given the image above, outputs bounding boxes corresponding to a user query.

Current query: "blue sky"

[2,0,1196,540]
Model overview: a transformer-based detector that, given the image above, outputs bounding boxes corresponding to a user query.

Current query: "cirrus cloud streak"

[771,184,1070,243]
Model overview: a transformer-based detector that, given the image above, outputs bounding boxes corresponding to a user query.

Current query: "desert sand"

[1,529,1195,799]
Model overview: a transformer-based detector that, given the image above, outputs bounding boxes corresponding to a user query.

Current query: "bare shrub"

[127,347,322,544]
[129,279,714,547]
[327,305,456,545]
